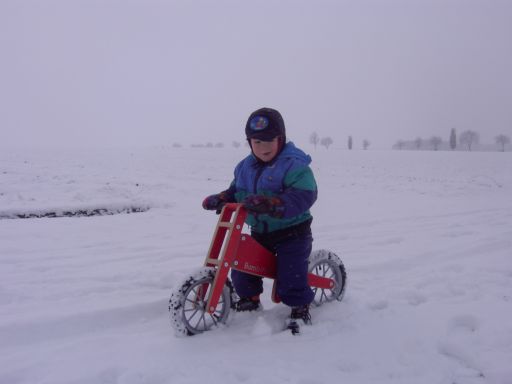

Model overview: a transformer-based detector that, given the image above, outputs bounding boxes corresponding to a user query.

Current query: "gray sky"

[1,0,511,149]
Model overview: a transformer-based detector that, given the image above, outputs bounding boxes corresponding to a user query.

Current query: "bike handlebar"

[223,202,244,209]
[211,202,245,215]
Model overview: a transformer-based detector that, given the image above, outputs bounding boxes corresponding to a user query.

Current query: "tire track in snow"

[0,299,167,348]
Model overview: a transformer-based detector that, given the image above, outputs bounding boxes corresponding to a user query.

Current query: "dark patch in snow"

[0,206,150,220]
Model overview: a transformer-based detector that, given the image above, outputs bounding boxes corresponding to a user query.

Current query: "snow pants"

[231,221,314,307]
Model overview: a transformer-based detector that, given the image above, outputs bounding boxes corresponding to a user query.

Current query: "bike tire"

[169,267,233,336]
[308,249,347,306]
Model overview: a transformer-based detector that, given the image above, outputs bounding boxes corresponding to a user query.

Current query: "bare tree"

[449,128,457,150]
[348,136,353,150]
[414,137,423,150]
[459,130,479,151]
[429,136,442,151]
[362,139,370,150]
[309,132,319,150]
[495,134,511,152]
[320,137,333,149]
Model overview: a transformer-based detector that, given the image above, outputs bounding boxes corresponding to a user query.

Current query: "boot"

[233,296,261,312]
[285,304,312,335]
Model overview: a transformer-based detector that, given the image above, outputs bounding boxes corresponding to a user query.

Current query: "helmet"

[245,107,286,142]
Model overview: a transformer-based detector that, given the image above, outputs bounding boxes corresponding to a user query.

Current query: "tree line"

[309,133,370,150]
[170,129,510,152]
[393,129,511,152]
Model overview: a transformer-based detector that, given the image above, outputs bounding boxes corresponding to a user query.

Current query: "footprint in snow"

[368,300,389,311]
[449,314,480,333]
[406,292,428,306]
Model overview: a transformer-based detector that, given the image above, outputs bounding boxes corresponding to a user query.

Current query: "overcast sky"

[1,0,511,149]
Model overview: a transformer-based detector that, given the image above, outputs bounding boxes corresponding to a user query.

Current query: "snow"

[1,147,511,384]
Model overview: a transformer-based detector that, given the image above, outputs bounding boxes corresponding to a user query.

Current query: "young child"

[202,107,318,333]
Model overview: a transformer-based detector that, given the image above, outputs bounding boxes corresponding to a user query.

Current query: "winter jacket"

[224,142,317,233]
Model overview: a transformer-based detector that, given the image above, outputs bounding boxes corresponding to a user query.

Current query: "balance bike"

[169,203,347,336]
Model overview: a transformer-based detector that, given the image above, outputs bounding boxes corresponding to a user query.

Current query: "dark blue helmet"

[245,107,286,142]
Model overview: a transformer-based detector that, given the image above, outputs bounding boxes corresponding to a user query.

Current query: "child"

[202,107,318,333]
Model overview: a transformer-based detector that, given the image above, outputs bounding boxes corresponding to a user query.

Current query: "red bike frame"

[203,203,335,314]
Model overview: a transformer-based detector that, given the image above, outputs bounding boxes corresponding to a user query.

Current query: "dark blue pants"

[231,233,314,307]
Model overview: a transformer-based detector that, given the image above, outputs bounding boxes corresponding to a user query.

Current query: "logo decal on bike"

[244,262,266,275]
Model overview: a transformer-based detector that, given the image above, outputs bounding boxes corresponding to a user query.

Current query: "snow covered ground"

[1,146,511,384]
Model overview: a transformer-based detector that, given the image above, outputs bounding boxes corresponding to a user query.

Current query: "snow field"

[1,147,511,384]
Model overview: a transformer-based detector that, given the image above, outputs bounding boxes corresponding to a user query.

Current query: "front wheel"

[308,249,347,306]
[169,267,233,336]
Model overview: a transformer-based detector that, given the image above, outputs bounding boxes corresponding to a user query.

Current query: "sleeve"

[278,164,318,219]
[219,179,237,202]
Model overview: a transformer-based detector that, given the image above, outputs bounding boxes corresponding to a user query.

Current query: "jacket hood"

[278,142,312,165]
[247,141,311,166]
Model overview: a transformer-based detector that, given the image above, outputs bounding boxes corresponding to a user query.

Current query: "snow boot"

[233,296,261,312]
[285,304,312,335]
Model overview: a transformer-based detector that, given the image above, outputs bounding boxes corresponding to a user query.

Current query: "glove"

[242,195,285,218]
[202,191,233,213]
[202,193,224,211]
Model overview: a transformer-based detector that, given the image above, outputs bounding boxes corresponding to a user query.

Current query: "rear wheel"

[308,249,347,306]
[169,267,233,336]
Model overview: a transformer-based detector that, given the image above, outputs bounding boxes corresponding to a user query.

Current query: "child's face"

[251,137,279,162]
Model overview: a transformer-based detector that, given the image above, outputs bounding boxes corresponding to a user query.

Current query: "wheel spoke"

[191,286,200,301]
[185,298,199,306]
[194,312,204,330]
[320,289,328,303]
[202,313,208,330]
[213,311,222,319]
[186,307,200,322]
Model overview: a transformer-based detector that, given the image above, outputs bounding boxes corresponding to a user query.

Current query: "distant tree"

[449,128,457,150]
[414,137,423,150]
[362,139,370,150]
[320,137,333,149]
[460,130,479,151]
[495,134,511,152]
[310,132,320,150]
[429,136,442,151]
[393,140,405,150]
[172,142,182,148]
[206,142,214,148]
[232,141,241,148]
[348,136,353,150]
[215,142,224,148]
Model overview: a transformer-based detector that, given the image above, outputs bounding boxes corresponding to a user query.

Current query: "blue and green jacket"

[224,142,317,233]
